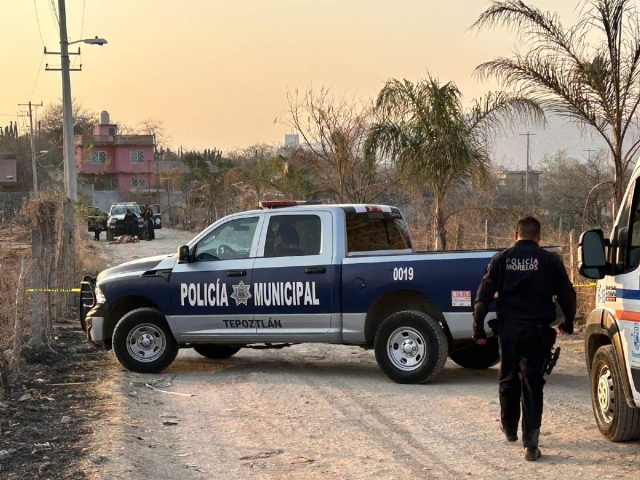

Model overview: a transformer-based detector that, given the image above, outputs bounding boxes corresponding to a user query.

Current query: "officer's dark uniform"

[473,239,576,451]
[124,210,138,237]
[144,207,155,241]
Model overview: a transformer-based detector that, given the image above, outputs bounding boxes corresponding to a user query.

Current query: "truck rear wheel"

[113,308,179,374]
[449,337,500,370]
[591,345,640,441]
[374,311,448,384]
[193,345,241,359]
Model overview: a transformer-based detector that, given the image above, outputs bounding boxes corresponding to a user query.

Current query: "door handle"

[305,266,326,274]
[226,270,246,277]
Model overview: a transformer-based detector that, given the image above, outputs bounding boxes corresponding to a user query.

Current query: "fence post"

[12,260,28,354]
[30,228,43,348]
[484,218,489,249]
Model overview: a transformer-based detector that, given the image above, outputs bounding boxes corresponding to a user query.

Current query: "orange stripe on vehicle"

[615,310,640,322]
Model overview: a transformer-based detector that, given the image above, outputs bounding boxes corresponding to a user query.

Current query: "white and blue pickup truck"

[80,201,560,384]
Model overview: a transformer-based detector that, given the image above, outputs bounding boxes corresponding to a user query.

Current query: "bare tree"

[278,88,391,204]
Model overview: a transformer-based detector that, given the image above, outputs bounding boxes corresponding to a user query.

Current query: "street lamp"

[68,37,108,47]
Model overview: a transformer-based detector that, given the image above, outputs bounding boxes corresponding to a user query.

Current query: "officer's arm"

[473,253,501,338]
[553,256,577,333]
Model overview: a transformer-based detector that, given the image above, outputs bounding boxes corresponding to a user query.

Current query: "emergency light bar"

[258,200,324,209]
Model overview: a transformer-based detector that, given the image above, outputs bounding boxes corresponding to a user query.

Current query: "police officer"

[143,205,155,241]
[472,216,576,462]
[124,208,138,237]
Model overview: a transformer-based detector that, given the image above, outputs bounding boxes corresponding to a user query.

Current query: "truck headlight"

[95,285,106,304]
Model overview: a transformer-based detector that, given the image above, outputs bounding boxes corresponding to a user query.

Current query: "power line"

[48,0,59,26]
[79,0,86,40]
[33,0,46,46]
[29,54,45,101]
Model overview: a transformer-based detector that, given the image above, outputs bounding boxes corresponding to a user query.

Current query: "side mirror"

[578,229,607,279]
[177,245,191,263]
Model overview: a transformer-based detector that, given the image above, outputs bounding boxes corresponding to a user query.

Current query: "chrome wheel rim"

[387,327,426,371]
[597,365,615,424]
[126,324,166,363]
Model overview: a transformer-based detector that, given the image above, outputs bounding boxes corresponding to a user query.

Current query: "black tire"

[374,311,449,384]
[193,345,241,359]
[112,308,179,373]
[590,345,640,441]
[449,337,500,370]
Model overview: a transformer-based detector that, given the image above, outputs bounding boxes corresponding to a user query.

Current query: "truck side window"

[346,212,412,253]
[264,215,321,257]
[614,178,640,273]
[193,217,258,261]
[626,180,640,272]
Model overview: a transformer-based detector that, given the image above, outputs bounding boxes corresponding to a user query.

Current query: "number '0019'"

[393,267,414,281]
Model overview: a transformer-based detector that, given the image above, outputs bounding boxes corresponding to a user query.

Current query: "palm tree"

[365,77,542,250]
[473,0,640,211]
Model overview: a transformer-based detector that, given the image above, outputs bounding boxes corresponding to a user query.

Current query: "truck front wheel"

[113,308,179,373]
[374,311,448,384]
[193,345,241,359]
[591,345,640,441]
[449,337,500,370]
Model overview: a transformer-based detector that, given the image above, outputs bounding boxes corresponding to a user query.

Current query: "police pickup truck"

[81,201,541,384]
[579,156,640,441]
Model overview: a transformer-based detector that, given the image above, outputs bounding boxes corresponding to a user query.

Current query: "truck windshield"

[345,211,412,253]
[111,205,141,216]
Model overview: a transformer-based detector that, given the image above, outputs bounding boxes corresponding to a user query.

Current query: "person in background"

[143,204,155,241]
[124,208,138,237]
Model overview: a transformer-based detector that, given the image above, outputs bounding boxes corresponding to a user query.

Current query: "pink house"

[75,111,156,191]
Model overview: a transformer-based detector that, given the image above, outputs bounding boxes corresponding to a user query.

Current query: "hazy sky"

[1,1,587,156]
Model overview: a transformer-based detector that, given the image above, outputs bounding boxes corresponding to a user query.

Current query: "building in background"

[495,169,542,206]
[0,154,18,190]
[75,111,155,191]
[285,133,300,148]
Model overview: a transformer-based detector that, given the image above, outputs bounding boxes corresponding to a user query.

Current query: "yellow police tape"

[27,288,81,293]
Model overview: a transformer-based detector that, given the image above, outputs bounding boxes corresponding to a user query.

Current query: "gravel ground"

[86,228,640,479]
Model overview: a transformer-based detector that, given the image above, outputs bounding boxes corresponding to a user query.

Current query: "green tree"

[473,0,640,211]
[365,77,542,250]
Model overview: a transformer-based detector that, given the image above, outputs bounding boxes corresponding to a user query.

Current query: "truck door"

[602,177,640,402]
[168,215,262,341]
[252,211,336,338]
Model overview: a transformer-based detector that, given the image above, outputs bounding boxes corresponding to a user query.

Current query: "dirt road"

[87,229,640,479]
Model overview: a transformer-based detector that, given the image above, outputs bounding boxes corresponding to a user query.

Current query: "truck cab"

[579,160,640,441]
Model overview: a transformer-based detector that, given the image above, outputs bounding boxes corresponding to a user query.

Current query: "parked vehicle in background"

[106,203,145,241]
[87,206,108,234]
[579,157,640,442]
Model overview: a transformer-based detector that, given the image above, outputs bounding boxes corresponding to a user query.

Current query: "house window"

[131,178,146,188]
[91,151,107,164]
[130,150,145,163]
[108,127,116,136]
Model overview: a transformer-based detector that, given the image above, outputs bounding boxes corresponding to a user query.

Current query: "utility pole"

[520,131,536,206]
[583,149,596,162]
[19,101,43,195]
[59,0,77,201]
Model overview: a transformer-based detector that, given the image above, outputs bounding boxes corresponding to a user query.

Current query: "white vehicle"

[579,158,640,441]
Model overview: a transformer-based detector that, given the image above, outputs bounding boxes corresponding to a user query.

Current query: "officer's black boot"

[524,447,541,461]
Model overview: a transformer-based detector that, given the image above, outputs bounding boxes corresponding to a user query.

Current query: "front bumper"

[86,301,110,349]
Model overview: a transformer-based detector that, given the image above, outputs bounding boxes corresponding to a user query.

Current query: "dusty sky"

[0,1,582,153]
